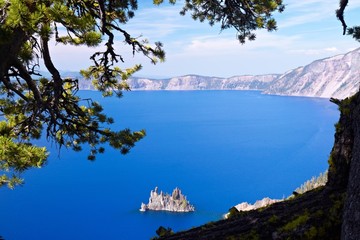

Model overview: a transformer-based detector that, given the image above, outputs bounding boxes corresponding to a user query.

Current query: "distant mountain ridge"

[128,74,279,91]
[74,47,360,99]
[264,48,360,99]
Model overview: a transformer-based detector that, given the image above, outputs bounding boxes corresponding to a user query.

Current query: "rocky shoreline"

[224,197,282,219]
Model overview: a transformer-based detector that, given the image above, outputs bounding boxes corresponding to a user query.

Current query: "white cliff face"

[128,48,360,99]
[224,197,282,219]
[234,197,281,212]
[128,74,279,91]
[128,78,164,90]
[77,48,360,99]
[166,75,221,90]
[224,75,277,90]
[140,187,195,212]
[264,48,360,99]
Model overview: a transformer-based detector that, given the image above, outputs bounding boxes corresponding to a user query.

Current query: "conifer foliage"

[178,0,284,43]
[0,0,158,188]
[0,0,284,188]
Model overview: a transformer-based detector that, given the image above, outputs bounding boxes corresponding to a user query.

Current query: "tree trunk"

[0,28,27,81]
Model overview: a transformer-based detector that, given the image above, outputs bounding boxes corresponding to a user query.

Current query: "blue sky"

[50,0,360,78]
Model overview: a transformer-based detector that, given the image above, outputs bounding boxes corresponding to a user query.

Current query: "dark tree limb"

[40,35,62,102]
[336,0,349,35]
[12,58,42,104]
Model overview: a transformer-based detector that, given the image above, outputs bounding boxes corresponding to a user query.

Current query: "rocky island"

[140,187,195,212]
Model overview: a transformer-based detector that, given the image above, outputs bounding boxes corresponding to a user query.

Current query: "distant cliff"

[128,74,278,91]
[264,48,360,99]
[74,48,360,99]
[140,187,195,212]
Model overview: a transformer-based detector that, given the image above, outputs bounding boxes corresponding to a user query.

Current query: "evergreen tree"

[0,0,284,188]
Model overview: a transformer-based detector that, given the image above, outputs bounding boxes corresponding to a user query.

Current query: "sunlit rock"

[140,187,195,212]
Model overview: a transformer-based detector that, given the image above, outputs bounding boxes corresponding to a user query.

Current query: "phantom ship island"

[140,187,195,212]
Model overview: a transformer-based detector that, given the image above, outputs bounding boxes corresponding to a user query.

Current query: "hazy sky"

[50,0,360,78]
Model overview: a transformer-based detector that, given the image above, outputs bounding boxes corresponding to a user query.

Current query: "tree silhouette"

[0,0,284,188]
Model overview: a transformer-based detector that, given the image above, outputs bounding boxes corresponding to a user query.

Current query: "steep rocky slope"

[264,48,360,99]
[157,188,344,240]
[155,92,360,240]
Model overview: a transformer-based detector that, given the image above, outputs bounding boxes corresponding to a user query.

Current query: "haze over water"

[0,90,339,240]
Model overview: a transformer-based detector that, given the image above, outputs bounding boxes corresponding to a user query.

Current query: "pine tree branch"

[0,74,28,101]
[336,0,349,35]
[11,58,42,104]
[40,35,62,102]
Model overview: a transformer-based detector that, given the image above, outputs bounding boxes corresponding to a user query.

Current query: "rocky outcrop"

[224,171,328,220]
[233,197,281,212]
[339,93,360,239]
[326,97,354,190]
[224,197,282,219]
[140,187,195,212]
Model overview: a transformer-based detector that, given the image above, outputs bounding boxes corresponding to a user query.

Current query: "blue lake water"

[0,90,339,240]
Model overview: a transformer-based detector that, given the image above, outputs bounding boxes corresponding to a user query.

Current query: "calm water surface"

[0,91,339,240]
